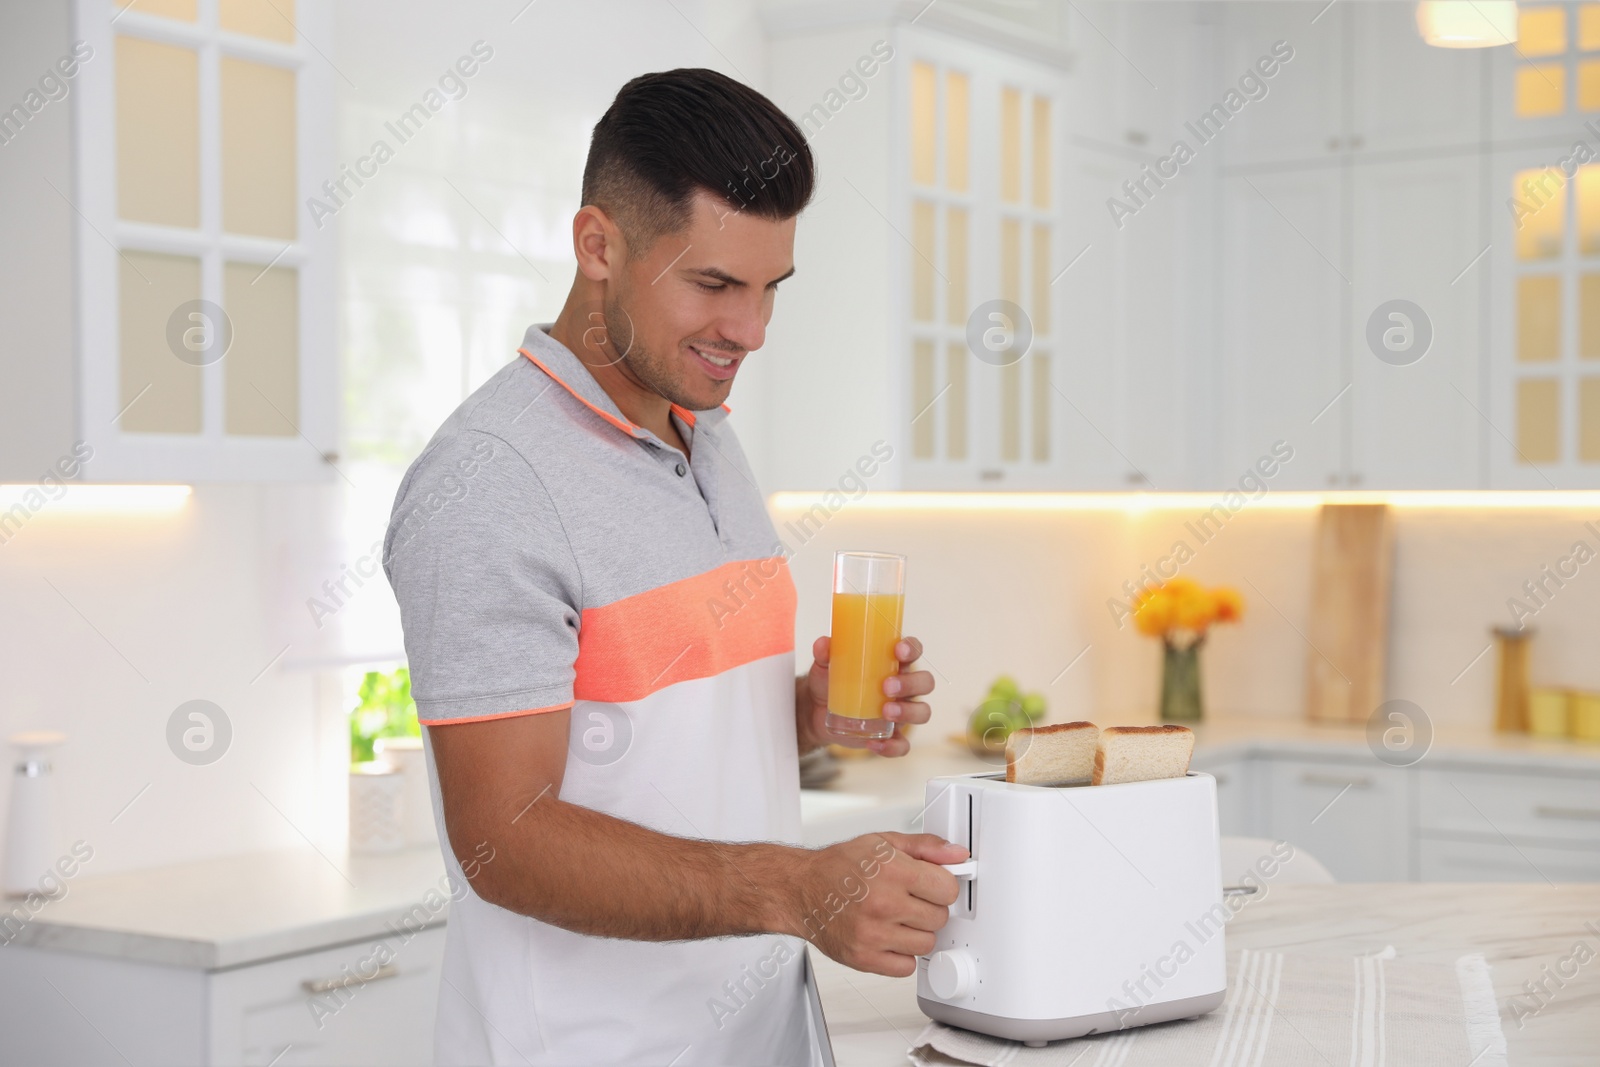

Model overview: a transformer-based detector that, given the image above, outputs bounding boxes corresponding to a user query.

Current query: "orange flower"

[1172,584,1216,632]
[1132,585,1173,637]
[1130,579,1245,638]
[1212,587,1244,623]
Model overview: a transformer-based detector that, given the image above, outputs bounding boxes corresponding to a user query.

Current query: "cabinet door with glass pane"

[1490,147,1600,487]
[72,0,335,481]
[895,26,1065,489]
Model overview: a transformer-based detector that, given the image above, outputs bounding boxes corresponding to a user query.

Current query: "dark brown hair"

[582,68,815,255]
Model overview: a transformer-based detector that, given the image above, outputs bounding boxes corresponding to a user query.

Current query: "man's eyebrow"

[691,266,797,288]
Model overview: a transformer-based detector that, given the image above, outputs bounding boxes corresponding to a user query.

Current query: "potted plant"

[1132,578,1243,722]
[348,666,419,853]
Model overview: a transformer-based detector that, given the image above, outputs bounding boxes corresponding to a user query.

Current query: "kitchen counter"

[4,845,449,969]
[817,711,1600,813]
[812,883,1600,1066]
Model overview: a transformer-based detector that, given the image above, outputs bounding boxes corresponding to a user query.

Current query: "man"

[384,68,968,1066]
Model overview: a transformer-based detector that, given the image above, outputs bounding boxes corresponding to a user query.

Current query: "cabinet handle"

[301,963,401,995]
[979,469,1004,482]
[1350,135,1364,150]
[1301,772,1372,789]
[1534,805,1600,822]
[1327,136,1341,151]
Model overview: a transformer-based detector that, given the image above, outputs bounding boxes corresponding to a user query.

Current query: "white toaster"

[916,769,1228,1045]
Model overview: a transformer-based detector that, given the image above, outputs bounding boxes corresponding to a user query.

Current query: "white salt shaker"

[4,731,67,897]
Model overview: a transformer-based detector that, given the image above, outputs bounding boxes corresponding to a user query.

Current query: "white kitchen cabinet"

[211,925,445,1066]
[1417,836,1600,882]
[1216,166,1346,490]
[1217,1,1344,169]
[1347,4,1484,155]
[1348,156,1485,489]
[1190,755,1255,838]
[1259,757,1411,882]
[1486,145,1600,489]
[0,0,339,483]
[1418,766,1600,846]
[0,925,446,1066]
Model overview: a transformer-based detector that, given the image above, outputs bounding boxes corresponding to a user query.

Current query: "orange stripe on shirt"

[574,557,796,704]
[419,700,575,726]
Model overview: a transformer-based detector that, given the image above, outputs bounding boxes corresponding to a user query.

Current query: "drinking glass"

[825,551,907,740]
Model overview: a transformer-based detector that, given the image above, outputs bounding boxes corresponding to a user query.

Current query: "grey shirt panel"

[384,323,786,724]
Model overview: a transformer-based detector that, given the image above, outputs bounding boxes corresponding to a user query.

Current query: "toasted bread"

[1090,724,1195,785]
[1005,721,1100,786]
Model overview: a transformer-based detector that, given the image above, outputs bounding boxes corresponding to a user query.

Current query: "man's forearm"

[458,795,808,942]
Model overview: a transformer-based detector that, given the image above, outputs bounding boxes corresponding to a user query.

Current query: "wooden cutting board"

[1305,503,1395,723]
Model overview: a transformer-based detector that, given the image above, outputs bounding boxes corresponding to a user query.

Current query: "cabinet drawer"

[1417,835,1600,883]
[1192,758,1251,838]
[1419,769,1600,846]
[1262,758,1409,881]
[209,924,446,1066]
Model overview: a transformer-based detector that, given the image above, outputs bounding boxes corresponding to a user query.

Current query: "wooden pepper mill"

[1492,626,1532,733]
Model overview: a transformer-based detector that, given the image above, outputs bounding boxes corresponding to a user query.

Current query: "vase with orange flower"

[1132,577,1244,723]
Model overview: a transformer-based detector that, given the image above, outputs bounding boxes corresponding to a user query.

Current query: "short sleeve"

[383,430,581,724]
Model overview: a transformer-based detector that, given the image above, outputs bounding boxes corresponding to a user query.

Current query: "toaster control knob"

[927,950,976,999]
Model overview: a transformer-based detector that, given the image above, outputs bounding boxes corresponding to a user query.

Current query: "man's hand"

[797,636,933,757]
[780,832,968,977]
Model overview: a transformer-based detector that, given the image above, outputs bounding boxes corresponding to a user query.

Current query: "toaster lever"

[941,860,977,879]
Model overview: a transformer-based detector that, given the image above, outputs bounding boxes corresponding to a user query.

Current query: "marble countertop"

[6,845,449,970]
[812,883,1600,1066]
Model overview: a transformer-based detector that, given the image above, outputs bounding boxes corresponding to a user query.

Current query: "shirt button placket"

[674,461,687,477]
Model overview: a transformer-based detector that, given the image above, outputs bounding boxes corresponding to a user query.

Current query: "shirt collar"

[517,323,732,441]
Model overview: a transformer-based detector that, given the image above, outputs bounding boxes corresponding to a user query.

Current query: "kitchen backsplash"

[769,497,1600,743]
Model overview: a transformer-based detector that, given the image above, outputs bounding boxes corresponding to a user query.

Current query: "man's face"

[601,190,796,411]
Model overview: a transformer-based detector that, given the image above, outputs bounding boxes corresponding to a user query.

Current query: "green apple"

[988,675,1022,702]
[1020,692,1047,720]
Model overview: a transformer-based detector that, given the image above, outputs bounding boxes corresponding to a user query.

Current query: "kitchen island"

[812,882,1600,1066]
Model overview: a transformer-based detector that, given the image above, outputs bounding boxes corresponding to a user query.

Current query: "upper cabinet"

[0,0,336,483]
[1217,1,1345,169]
[76,0,338,481]
[1348,1,1483,155]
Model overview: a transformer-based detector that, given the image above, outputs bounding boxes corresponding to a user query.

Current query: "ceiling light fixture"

[1417,1,1519,48]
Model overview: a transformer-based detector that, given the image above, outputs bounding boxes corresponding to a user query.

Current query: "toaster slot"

[965,793,974,915]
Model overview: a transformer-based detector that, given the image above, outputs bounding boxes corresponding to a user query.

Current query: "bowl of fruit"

[963,675,1047,759]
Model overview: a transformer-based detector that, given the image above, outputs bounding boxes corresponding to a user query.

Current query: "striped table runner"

[907,948,1507,1067]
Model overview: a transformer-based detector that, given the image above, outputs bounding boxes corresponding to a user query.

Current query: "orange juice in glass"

[826,551,906,740]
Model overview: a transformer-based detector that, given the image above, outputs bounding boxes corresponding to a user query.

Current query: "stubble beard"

[603,291,707,410]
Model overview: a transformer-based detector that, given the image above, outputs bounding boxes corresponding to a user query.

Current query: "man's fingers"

[812,635,831,666]
[884,669,934,699]
[897,897,954,934]
[855,949,919,979]
[884,699,930,724]
[894,636,923,663]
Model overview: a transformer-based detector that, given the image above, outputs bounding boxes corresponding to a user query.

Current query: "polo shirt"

[382,323,815,1065]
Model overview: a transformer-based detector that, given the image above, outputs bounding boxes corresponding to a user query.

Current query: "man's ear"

[573,205,624,283]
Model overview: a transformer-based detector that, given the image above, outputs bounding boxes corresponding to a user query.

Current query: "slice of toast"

[1091,725,1195,785]
[1005,721,1100,786]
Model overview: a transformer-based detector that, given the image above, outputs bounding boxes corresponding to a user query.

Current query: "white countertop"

[812,883,1600,1066]
[820,711,1600,812]
[11,714,1595,973]
[6,845,448,970]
